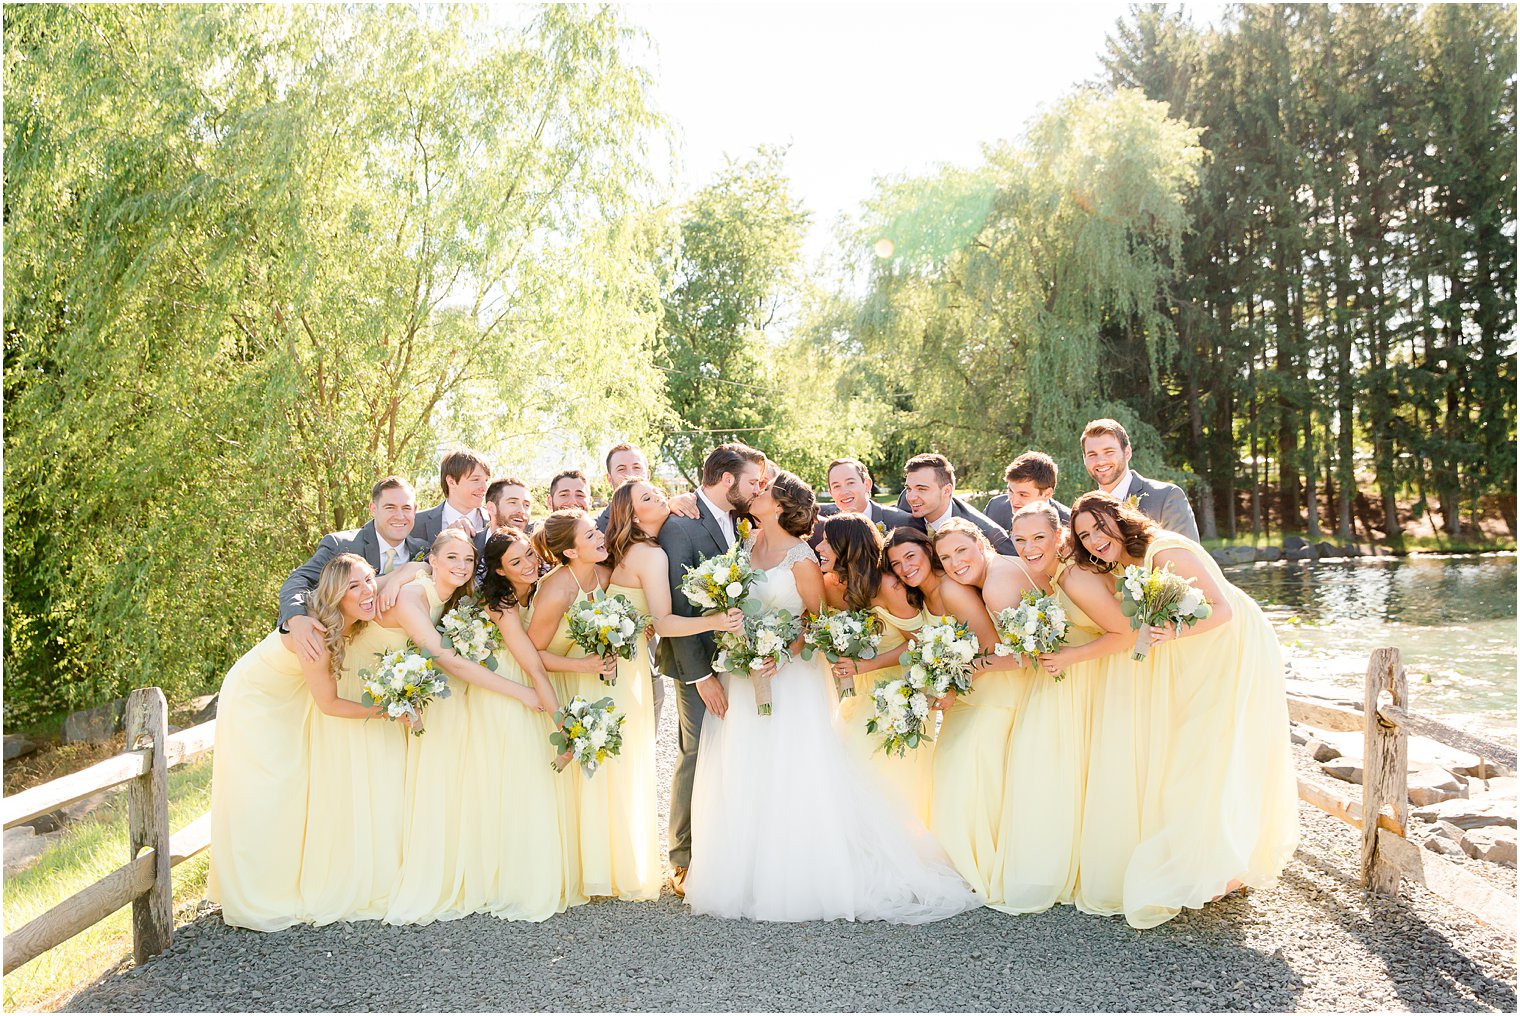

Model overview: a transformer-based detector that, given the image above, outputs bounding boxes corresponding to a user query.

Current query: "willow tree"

[853,88,1203,500]
[4,4,668,719]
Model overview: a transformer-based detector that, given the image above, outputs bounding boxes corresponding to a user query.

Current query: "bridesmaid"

[384,528,545,925]
[991,502,1129,914]
[1068,491,1299,928]
[210,554,386,931]
[460,526,587,920]
[882,526,1017,901]
[818,513,933,828]
[601,481,745,900]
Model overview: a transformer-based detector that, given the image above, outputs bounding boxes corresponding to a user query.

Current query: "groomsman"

[898,453,1017,555]
[484,475,534,534]
[413,448,492,544]
[278,476,426,661]
[1080,418,1200,541]
[985,451,1071,530]
[594,444,650,531]
[809,457,913,549]
[548,469,591,512]
[657,442,768,897]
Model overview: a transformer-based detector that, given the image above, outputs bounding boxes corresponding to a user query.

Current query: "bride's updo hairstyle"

[530,508,589,568]
[310,553,372,681]
[821,513,886,611]
[604,481,657,569]
[1067,491,1158,573]
[882,527,942,609]
[767,469,817,538]
[480,526,536,612]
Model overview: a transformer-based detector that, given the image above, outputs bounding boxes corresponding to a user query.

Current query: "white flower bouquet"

[865,676,936,757]
[1116,563,1212,660]
[713,609,803,715]
[358,646,452,736]
[992,589,1070,679]
[436,596,501,671]
[680,543,762,616]
[865,616,978,756]
[566,589,649,684]
[801,606,883,699]
[548,695,626,777]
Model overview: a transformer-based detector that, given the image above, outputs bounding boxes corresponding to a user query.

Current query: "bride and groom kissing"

[658,442,977,922]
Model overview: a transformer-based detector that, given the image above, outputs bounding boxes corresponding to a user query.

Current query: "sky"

[627,2,1225,268]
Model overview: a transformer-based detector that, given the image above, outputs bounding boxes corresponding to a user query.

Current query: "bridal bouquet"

[436,596,501,671]
[1116,563,1212,660]
[801,607,883,699]
[566,589,649,684]
[680,543,761,615]
[358,646,451,736]
[992,590,1070,679]
[867,616,979,756]
[713,610,803,716]
[548,695,625,777]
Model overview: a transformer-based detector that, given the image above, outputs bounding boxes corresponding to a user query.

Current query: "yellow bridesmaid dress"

[385,575,472,925]
[1122,532,1300,929]
[991,563,1098,913]
[836,607,935,829]
[542,568,591,708]
[299,621,409,924]
[208,630,312,931]
[929,617,1035,902]
[460,612,588,920]
[571,581,661,901]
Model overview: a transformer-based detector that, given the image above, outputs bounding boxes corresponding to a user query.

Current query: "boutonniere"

[875,521,888,536]
[1122,494,1142,511]
[736,517,753,541]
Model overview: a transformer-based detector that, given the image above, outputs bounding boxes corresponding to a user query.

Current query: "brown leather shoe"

[670,866,688,898]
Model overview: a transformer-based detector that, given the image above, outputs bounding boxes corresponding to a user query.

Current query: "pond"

[1224,553,1517,741]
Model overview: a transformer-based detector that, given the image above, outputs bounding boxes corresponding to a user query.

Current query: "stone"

[62,699,125,744]
[190,693,219,724]
[1212,546,1257,566]
[1459,826,1517,867]
[1407,768,1467,808]
[1315,541,1346,560]
[1305,738,1342,763]
[1472,776,1517,800]
[1283,535,1311,552]
[1322,759,1363,784]
[1405,735,1484,776]
[1289,726,1310,747]
[1412,797,1517,830]
[1450,758,1516,780]
[3,825,55,873]
[1257,546,1284,562]
[1286,543,1319,561]
[3,733,38,761]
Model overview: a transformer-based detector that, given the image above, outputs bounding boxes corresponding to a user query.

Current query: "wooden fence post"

[1360,648,1409,894]
[124,688,172,963]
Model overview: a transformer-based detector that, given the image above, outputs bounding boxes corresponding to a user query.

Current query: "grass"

[3,759,214,1012]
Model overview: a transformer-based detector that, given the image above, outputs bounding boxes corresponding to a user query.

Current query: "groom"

[657,442,768,897]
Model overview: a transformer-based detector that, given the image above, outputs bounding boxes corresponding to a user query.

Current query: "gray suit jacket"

[894,493,1017,556]
[808,500,916,550]
[1125,471,1200,543]
[277,521,426,628]
[985,494,1071,531]
[655,499,732,685]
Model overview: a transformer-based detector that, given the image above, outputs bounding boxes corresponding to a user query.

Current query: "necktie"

[382,548,396,575]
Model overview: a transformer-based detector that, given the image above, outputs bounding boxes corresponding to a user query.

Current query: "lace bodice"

[749,540,816,615]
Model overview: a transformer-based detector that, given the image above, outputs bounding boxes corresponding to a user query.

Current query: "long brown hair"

[882,527,942,610]
[480,527,536,612]
[1067,491,1158,573]
[605,481,657,569]
[821,513,885,612]
[428,528,477,614]
[310,553,373,681]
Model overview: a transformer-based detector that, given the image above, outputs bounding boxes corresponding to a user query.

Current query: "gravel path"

[63,682,1517,1013]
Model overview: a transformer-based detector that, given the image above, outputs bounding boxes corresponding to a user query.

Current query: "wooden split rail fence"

[2,688,216,974]
[2,647,1514,976]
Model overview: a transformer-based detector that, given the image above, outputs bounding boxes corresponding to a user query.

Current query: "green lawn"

[4,759,213,1012]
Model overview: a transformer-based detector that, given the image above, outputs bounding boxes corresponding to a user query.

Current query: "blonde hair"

[310,553,373,681]
[931,517,993,555]
[428,528,477,614]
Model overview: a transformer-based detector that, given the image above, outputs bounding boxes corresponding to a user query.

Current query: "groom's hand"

[696,676,728,718]
[282,614,328,662]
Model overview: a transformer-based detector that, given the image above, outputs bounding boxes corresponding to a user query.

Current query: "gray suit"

[894,493,1018,556]
[411,501,489,549]
[1122,471,1200,543]
[655,498,732,868]
[985,494,1070,531]
[277,521,425,629]
[808,500,916,550]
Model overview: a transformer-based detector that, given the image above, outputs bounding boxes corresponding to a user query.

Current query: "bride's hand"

[830,658,859,682]
[750,658,778,682]
[710,608,745,635]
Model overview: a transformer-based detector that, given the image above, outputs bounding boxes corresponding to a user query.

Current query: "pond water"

[1224,553,1517,741]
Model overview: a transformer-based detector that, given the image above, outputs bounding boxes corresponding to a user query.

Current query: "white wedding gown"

[684,541,980,924]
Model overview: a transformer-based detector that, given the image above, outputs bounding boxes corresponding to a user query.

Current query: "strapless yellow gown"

[1120,533,1299,928]
[991,565,1097,913]
[300,621,409,924]
[836,607,934,829]
[208,630,312,931]
[569,582,661,900]
[930,618,1035,903]
[459,608,588,920]
[386,575,472,925]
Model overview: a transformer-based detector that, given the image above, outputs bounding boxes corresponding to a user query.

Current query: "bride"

[683,469,979,924]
